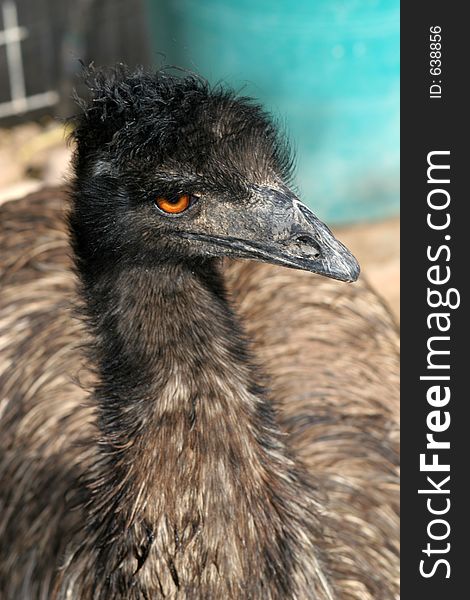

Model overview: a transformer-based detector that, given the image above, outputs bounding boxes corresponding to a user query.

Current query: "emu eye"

[155,194,192,214]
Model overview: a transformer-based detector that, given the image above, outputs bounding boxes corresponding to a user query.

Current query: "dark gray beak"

[272,195,360,282]
[179,188,360,282]
[217,189,360,282]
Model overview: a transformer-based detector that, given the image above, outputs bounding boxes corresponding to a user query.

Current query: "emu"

[0,66,399,599]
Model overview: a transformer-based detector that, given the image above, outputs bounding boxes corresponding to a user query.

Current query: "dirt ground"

[0,122,399,321]
[337,218,399,321]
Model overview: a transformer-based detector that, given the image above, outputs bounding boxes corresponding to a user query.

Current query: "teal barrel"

[146,0,399,224]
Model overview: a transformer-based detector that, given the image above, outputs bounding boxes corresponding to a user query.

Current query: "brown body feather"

[0,188,399,599]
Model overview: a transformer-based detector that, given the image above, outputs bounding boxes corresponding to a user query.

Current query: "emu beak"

[179,188,360,282]
[224,189,360,283]
[260,192,361,282]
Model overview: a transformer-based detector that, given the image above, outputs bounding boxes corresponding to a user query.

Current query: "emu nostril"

[293,234,322,258]
[296,234,314,245]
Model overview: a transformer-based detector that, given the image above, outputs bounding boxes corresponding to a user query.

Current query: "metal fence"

[0,0,151,123]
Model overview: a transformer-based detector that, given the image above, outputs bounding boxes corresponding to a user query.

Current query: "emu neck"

[79,259,325,597]
[92,259,270,456]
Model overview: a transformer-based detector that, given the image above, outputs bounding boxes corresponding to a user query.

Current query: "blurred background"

[0,0,399,317]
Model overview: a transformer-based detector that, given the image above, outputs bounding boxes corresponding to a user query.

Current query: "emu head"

[70,66,359,282]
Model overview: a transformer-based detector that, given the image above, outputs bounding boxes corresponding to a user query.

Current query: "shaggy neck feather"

[66,258,330,598]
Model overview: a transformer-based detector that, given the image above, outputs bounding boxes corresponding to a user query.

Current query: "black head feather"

[71,64,295,187]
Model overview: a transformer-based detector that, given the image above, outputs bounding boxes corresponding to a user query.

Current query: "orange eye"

[155,194,191,214]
